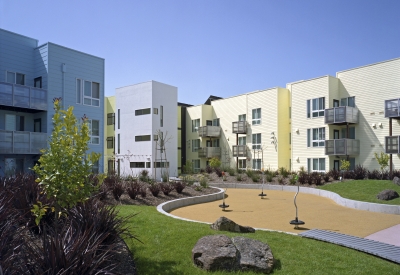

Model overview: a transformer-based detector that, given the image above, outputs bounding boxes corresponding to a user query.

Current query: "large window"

[238,136,246,145]
[252,133,261,149]
[192,159,200,172]
[341,127,355,139]
[5,114,24,131]
[192,139,200,152]
[307,97,325,118]
[135,135,151,142]
[154,162,169,168]
[192,119,200,132]
[107,113,115,125]
[130,162,151,168]
[76,79,100,106]
[340,96,355,107]
[92,160,99,174]
[307,127,325,147]
[252,159,262,170]
[252,108,261,125]
[135,108,151,116]
[6,71,25,85]
[88,120,100,145]
[238,159,246,169]
[307,158,325,172]
[213,118,220,126]
[238,114,246,121]
[106,137,114,149]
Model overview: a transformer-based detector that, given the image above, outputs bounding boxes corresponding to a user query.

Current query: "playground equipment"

[290,185,305,229]
[219,188,229,211]
[258,172,267,199]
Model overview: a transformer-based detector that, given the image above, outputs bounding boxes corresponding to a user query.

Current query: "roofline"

[287,75,335,86]
[0,28,38,45]
[36,42,105,60]
[336,57,400,76]
[209,86,286,103]
[116,80,177,90]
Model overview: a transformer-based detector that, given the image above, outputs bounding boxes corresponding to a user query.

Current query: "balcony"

[232,121,247,134]
[384,99,400,118]
[324,106,359,125]
[198,147,221,158]
[0,82,47,111]
[0,130,47,154]
[385,136,400,154]
[198,126,220,137]
[325,139,360,156]
[232,145,247,157]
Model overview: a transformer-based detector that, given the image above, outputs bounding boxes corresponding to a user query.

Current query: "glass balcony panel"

[0,131,13,153]
[325,106,358,124]
[384,99,400,118]
[232,145,247,157]
[0,82,47,110]
[198,126,220,137]
[0,130,47,154]
[30,132,47,154]
[14,95,30,108]
[325,139,360,155]
[232,121,247,134]
[198,147,221,158]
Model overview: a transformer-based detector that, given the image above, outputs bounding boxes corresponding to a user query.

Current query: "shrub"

[215,168,223,177]
[328,169,340,180]
[209,157,221,169]
[367,169,380,180]
[289,175,297,185]
[199,176,209,188]
[392,169,400,179]
[381,170,390,180]
[174,181,186,194]
[139,186,147,198]
[236,169,244,174]
[245,169,254,178]
[224,167,236,176]
[298,172,309,185]
[354,165,367,180]
[266,174,274,182]
[278,167,290,178]
[148,183,161,197]
[323,174,330,183]
[161,170,169,183]
[251,174,260,182]
[277,175,284,184]
[343,170,355,180]
[112,182,124,200]
[139,170,149,182]
[183,160,193,174]
[205,165,213,174]
[310,172,323,185]
[236,174,243,181]
[127,182,141,199]
[160,183,174,195]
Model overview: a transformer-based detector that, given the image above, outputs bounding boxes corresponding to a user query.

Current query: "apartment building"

[104,96,116,173]
[115,81,178,179]
[0,28,105,176]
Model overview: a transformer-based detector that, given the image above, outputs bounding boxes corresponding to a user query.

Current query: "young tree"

[340,159,350,181]
[374,151,390,179]
[33,98,101,220]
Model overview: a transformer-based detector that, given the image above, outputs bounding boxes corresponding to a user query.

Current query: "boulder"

[233,236,274,274]
[393,177,400,186]
[210,216,255,233]
[192,235,274,273]
[376,189,399,200]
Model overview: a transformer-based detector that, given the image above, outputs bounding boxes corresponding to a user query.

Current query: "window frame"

[252,108,261,125]
[192,119,200,132]
[252,133,261,149]
[192,139,200,152]
[307,127,325,147]
[107,113,115,125]
[88,119,100,145]
[252,159,262,170]
[212,118,220,126]
[135,135,151,142]
[238,159,246,169]
[106,137,114,149]
[307,97,325,118]
[238,136,246,145]
[340,96,356,107]
[6,71,25,85]
[307,158,326,173]
[192,159,200,172]
[135,108,151,116]
[238,114,246,121]
[76,78,100,107]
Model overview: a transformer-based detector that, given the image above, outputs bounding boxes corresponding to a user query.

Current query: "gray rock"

[192,235,274,273]
[233,236,274,274]
[193,182,200,187]
[192,235,239,271]
[376,189,399,200]
[393,177,400,186]
[210,216,255,233]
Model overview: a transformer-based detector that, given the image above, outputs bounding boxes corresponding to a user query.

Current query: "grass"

[319,180,400,205]
[118,205,400,275]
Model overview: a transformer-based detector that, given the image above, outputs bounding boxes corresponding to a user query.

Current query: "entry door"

[206,120,212,126]
[34,119,41,132]
[333,130,340,139]
[334,160,340,171]
[333,100,339,107]
[206,140,212,147]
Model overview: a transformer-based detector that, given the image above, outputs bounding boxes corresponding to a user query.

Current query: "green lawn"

[318,180,400,205]
[118,205,400,275]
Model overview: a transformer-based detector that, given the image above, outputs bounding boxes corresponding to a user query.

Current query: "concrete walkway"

[166,188,400,246]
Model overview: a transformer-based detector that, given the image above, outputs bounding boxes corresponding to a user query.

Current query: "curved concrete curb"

[209,183,400,215]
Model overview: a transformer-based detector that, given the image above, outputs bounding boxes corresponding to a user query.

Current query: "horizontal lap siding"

[186,105,203,166]
[337,58,400,170]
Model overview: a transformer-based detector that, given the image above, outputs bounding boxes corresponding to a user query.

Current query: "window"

[76,79,100,106]
[238,114,246,121]
[154,162,169,168]
[307,97,325,118]
[107,113,115,125]
[192,119,200,132]
[5,158,24,174]
[340,96,355,107]
[238,159,246,169]
[289,133,291,144]
[252,133,261,149]
[238,136,246,145]
[349,158,355,171]
[252,108,261,125]
[160,105,163,127]
[213,118,220,126]
[192,139,200,152]
[307,127,325,147]
[307,158,325,172]
[5,114,24,131]
[130,162,150,168]
[107,160,115,174]
[213,139,220,147]
[154,134,159,141]
[135,135,151,142]
[88,120,100,144]
[92,160,99,174]
[117,134,120,154]
[34,77,42,88]
[6,71,25,85]
[117,109,120,129]
[106,137,114,149]
[341,127,355,139]
[252,159,262,170]
[192,159,200,172]
[154,108,158,114]
[289,107,291,119]
[135,108,151,116]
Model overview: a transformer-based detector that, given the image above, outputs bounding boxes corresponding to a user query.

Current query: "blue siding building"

[0,28,104,175]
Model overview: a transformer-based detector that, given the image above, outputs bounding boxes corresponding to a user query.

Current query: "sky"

[1,1,399,105]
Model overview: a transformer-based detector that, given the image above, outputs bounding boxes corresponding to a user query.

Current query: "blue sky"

[1,1,399,105]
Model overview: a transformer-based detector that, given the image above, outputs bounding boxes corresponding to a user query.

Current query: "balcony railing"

[385,136,400,154]
[198,126,221,137]
[384,99,400,118]
[232,145,247,157]
[232,121,247,134]
[198,147,221,158]
[325,139,360,156]
[324,106,359,124]
[0,82,47,111]
[0,130,47,154]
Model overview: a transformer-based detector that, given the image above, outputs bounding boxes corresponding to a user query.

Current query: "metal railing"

[385,136,400,154]
[232,121,247,134]
[325,139,360,156]
[198,147,221,158]
[198,126,221,137]
[0,130,47,154]
[232,145,247,157]
[384,99,400,118]
[324,106,359,124]
[0,81,47,110]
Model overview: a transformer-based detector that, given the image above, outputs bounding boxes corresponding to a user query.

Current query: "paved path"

[169,188,400,246]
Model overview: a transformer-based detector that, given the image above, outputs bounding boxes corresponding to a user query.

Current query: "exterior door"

[333,130,339,139]
[334,160,340,171]
[34,119,41,132]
